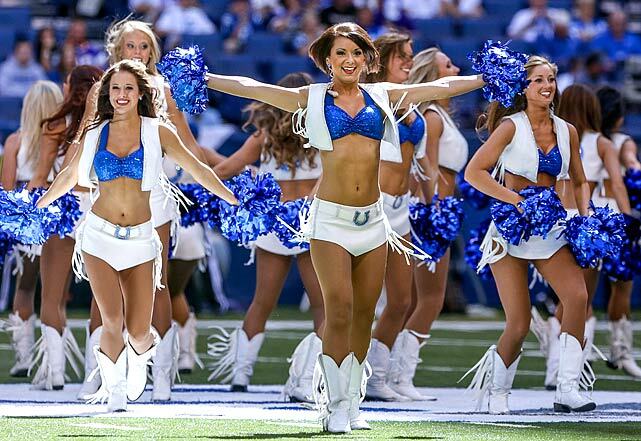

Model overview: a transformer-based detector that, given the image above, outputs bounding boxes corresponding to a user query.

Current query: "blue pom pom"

[464,218,493,280]
[0,231,16,267]
[602,214,641,281]
[410,196,465,263]
[217,171,282,246]
[0,187,65,244]
[157,45,209,115]
[624,168,641,212]
[177,183,219,227]
[491,186,566,245]
[468,40,529,108]
[272,198,311,250]
[47,190,81,237]
[458,177,491,210]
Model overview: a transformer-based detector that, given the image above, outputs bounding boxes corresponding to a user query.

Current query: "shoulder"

[597,132,614,149]
[424,109,444,130]
[493,119,517,139]
[565,122,579,143]
[4,132,20,155]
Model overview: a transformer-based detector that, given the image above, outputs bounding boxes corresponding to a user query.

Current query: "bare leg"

[83,253,124,362]
[372,238,413,348]
[534,247,588,342]
[296,251,325,335]
[310,240,353,363]
[12,256,39,320]
[351,244,388,361]
[168,259,199,326]
[89,297,102,333]
[152,223,172,336]
[405,249,451,337]
[608,280,633,321]
[242,248,292,338]
[39,236,74,333]
[490,255,531,366]
[556,267,597,321]
[120,260,156,354]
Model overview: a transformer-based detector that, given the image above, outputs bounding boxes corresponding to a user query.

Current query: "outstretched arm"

[36,137,83,208]
[385,75,485,105]
[206,73,309,113]
[213,131,263,180]
[464,119,521,205]
[160,123,237,205]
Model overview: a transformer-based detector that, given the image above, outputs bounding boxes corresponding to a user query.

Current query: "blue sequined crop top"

[399,111,425,145]
[324,89,384,141]
[93,124,144,182]
[538,145,561,177]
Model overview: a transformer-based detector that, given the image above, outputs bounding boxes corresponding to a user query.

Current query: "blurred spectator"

[0,37,47,98]
[156,0,216,37]
[251,0,279,29]
[356,7,386,39]
[557,57,582,92]
[569,0,607,45]
[65,18,108,68]
[382,0,443,20]
[600,1,641,33]
[576,51,609,88]
[220,0,256,53]
[442,0,484,19]
[591,10,641,67]
[320,0,358,27]
[507,0,570,43]
[129,0,175,23]
[536,14,580,72]
[35,27,60,74]
[287,9,323,55]
[55,44,77,85]
[270,0,305,34]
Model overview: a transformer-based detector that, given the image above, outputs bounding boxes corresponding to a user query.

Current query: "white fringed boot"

[365,338,408,401]
[207,327,264,391]
[313,353,352,434]
[554,333,597,413]
[282,332,322,402]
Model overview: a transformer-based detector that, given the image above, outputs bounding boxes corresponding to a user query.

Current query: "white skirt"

[254,231,307,256]
[171,223,207,261]
[73,211,163,289]
[150,183,179,228]
[68,190,93,241]
[382,191,411,236]
[591,194,620,213]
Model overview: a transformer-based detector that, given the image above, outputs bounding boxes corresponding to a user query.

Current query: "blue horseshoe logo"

[353,210,370,226]
[392,195,403,209]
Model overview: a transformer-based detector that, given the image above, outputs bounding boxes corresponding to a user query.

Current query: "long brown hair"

[476,55,559,136]
[42,65,103,156]
[90,60,157,129]
[308,22,379,76]
[557,84,601,140]
[242,72,316,178]
[366,31,412,83]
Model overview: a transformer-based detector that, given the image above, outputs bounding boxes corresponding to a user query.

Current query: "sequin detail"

[538,145,561,177]
[324,89,384,141]
[93,124,144,182]
[399,111,425,145]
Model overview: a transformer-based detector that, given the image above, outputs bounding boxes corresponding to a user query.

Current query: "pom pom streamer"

[468,40,529,108]
[157,45,209,115]
[602,214,641,281]
[624,168,641,212]
[0,187,81,245]
[491,186,566,246]
[464,218,493,280]
[273,198,311,250]
[177,183,220,227]
[410,196,465,264]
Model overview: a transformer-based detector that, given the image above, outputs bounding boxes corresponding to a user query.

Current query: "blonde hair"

[105,18,161,75]
[19,81,63,167]
[407,47,441,114]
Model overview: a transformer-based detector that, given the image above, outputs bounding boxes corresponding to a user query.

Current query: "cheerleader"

[77,19,209,401]
[464,56,595,413]
[596,86,641,379]
[26,66,103,391]
[0,81,63,380]
[199,22,483,432]
[361,32,432,402]
[539,84,631,390]
[384,47,470,401]
[209,72,324,401]
[37,60,236,412]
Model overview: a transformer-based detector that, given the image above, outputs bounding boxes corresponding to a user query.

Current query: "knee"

[127,325,151,346]
[385,292,411,317]
[101,314,124,335]
[561,286,588,310]
[505,319,530,343]
[325,297,352,330]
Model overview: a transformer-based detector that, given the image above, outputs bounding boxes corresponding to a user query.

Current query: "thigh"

[40,236,74,294]
[120,260,155,328]
[254,248,292,305]
[384,239,413,305]
[533,247,586,305]
[310,239,353,306]
[83,253,124,323]
[156,222,171,286]
[17,256,40,292]
[352,242,388,314]
[167,259,199,298]
[295,251,323,306]
[490,254,531,322]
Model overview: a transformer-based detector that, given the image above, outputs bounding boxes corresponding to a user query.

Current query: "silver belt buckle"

[353,210,370,226]
[113,226,131,240]
[392,195,404,209]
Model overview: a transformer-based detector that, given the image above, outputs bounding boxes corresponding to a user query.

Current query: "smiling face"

[109,70,141,116]
[326,36,366,84]
[121,30,152,66]
[525,64,556,108]
[435,51,460,78]
[386,41,413,84]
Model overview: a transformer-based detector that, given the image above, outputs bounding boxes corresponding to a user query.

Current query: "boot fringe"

[459,345,495,411]
[63,328,85,380]
[206,326,236,383]
[29,333,52,390]
[312,360,330,422]
[529,307,548,356]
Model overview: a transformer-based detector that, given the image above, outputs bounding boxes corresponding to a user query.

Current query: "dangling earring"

[326,62,333,78]
[549,102,555,115]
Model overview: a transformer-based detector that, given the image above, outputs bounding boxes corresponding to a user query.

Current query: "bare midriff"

[379,142,415,196]
[279,179,317,201]
[436,167,457,198]
[91,178,152,226]
[316,133,381,206]
[506,171,558,194]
